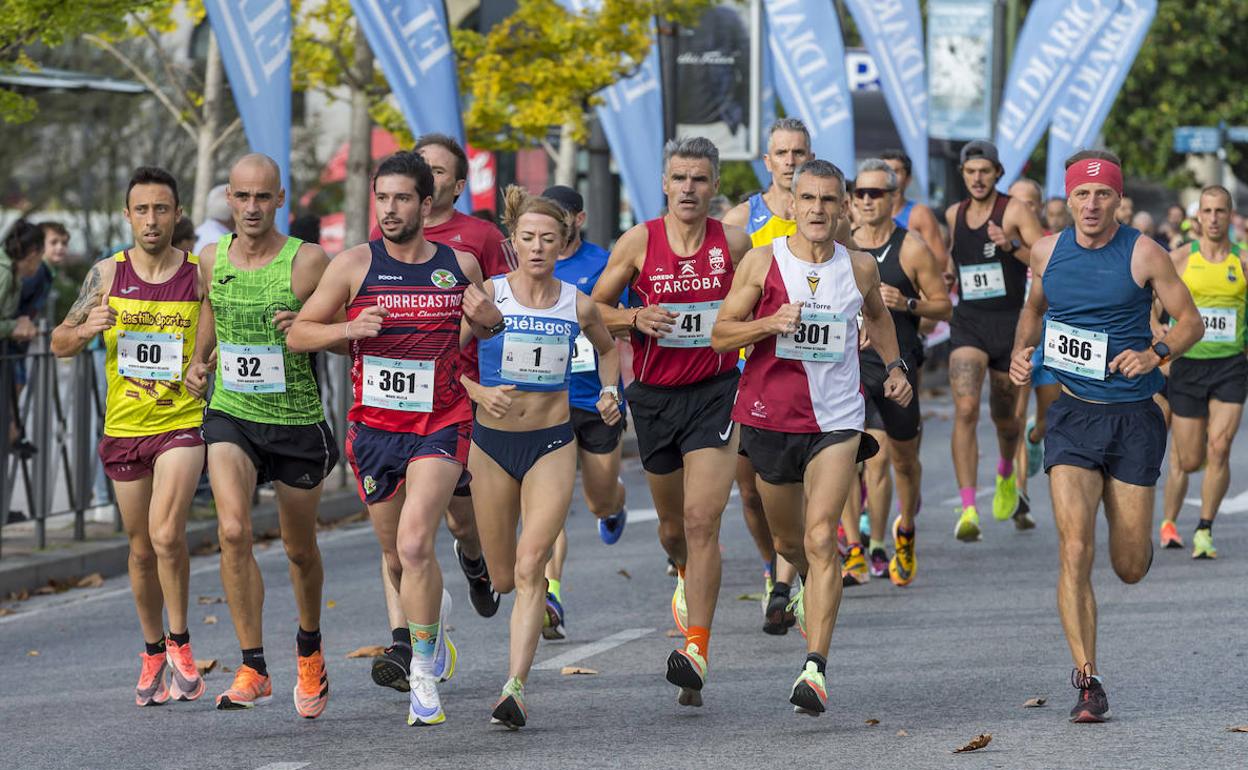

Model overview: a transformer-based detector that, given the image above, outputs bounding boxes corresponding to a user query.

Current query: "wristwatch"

[906,297,919,314]
[600,385,621,404]
[486,319,507,336]
[885,358,910,376]
[1151,340,1171,364]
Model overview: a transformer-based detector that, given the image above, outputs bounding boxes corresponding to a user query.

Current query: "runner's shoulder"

[720,199,750,228]
[721,219,753,260]
[610,221,649,261]
[1029,232,1061,271]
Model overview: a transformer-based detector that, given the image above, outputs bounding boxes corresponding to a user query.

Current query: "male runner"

[186,154,337,717]
[851,159,951,586]
[1010,150,1202,722]
[1005,178,1046,528]
[944,141,1045,541]
[51,166,209,707]
[713,159,912,715]
[592,137,753,705]
[1158,185,1246,558]
[880,150,951,271]
[288,151,505,726]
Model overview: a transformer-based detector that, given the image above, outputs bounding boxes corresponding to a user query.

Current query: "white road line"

[622,488,739,524]
[253,763,310,770]
[533,627,654,671]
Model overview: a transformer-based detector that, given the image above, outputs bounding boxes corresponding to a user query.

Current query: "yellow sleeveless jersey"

[1180,242,1246,359]
[103,250,204,437]
[745,192,796,248]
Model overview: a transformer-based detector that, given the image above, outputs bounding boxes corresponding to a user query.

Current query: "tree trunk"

[192,31,223,222]
[554,123,578,187]
[343,23,374,250]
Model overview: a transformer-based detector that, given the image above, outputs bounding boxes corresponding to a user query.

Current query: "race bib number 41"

[220,343,286,393]
[117,331,183,381]
[960,262,1007,301]
[658,301,720,347]
[776,311,849,362]
[501,332,569,384]
[1044,320,1107,380]
[362,356,434,412]
[1199,307,1237,343]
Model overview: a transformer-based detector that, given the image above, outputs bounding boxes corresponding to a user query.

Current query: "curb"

[0,490,364,597]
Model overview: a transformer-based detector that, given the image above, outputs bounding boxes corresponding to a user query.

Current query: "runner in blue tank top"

[1009,150,1203,724]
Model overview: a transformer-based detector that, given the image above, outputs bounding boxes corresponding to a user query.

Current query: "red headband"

[1065,158,1123,197]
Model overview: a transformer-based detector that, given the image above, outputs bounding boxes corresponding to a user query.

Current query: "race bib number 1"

[1043,320,1108,380]
[362,356,434,412]
[776,311,849,362]
[117,331,183,381]
[1199,307,1237,343]
[960,262,1007,301]
[658,301,720,348]
[501,332,569,384]
[220,343,286,393]
[570,333,596,374]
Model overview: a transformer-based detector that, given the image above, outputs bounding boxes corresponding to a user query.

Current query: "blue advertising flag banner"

[763,0,855,178]
[844,0,928,200]
[752,9,776,188]
[349,0,471,213]
[995,0,1118,189]
[927,0,996,142]
[1045,0,1157,198]
[203,0,292,232]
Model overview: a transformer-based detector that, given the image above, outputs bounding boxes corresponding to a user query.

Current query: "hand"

[596,393,622,426]
[185,362,210,399]
[464,283,502,329]
[858,322,871,351]
[987,221,1011,250]
[11,316,36,342]
[634,305,677,338]
[1109,348,1160,379]
[474,383,515,419]
[884,368,913,407]
[273,310,297,335]
[766,302,802,336]
[76,305,117,340]
[346,304,387,340]
[878,284,907,312]
[943,270,958,292]
[1009,345,1035,387]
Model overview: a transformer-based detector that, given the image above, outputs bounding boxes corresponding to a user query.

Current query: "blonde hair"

[503,185,573,246]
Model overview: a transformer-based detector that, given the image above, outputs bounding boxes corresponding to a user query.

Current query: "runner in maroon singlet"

[592,137,753,707]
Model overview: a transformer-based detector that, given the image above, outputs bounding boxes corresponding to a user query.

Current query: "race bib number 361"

[1043,320,1107,380]
[658,301,720,348]
[117,331,183,381]
[776,312,849,362]
[220,343,286,393]
[362,356,434,412]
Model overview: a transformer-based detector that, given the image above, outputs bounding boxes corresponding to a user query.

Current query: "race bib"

[960,262,1007,301]
[776,311,849,362]
[501,332,569,385]
[1044,320,1107,380]
[1199,307,1237,343]
[570,333,596,374]
[362,356,434,412]
[220,343,286,393]
[117,331,183,381]
[658,301,720,348]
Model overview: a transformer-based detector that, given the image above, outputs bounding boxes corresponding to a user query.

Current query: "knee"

[1058,538,1095,574]
[891,450,920,477]
[283,537,320,570]
[683,506,721,545]
[1178,450,1205,474]
[739,488,764,515]
[217,516,252,554]
[129,544,157,572]
[149,523,186,560]
[1112,546,1151,584]
[394,530,436,573]
[657,519,685,554]
[513,546,547,592]
[804,521,837,560]
[953,399,980,424]
[771,533,802,563]
[1206,436,1231,467]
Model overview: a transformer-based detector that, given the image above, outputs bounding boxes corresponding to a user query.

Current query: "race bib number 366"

[1043,320,1107,380]
[220,343,286,393]
[776,311,849,362]
[117,331,183,381]
[362,356,434,412]
[658,301,720,348]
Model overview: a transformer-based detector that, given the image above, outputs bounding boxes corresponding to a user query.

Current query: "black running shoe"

[1070,667,1111,723]
[762,592,793,635]
[455,540,500,618]
[371,644,411,692]
[1013,492,1036,530]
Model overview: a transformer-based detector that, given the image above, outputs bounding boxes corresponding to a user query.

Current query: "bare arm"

[1012,236,1056,354]
[711,246,794,351]
[290,243,347,354]
[192,246,218,368]
[907,203,951,275]
[50,260,116,358]
[457,251,504,339]
[577,292,622,425]
[898,233,952,321]
[720,200,750,230]
[591,224,648,334]
[855,251,912,405]
[1139,238,1203,363]
[287,246,370,354]
[724,224,754,266]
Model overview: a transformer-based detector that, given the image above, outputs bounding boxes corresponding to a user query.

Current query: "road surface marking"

[533,627,654,671]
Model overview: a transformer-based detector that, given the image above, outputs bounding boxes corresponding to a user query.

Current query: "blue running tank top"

[1042,226,1162,402]
[893,199,916,229]
[553,240,626,412]
[479,275,580,392]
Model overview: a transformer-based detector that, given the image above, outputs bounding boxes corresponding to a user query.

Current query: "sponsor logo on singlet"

[377,274,403,281]
[982,242,997,259]
[431,269,457,289]
[750,399,767,419]
[119,309,193,328]
[708,247,727,274]
[806,273,821,294]
[503,315,574,336]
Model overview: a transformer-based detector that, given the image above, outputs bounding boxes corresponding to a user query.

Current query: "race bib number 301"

[362,356,434,412]
[1043,320,1107,380]
[220,343,286,393]
[502,332,569,384]
[1199,307,1237,343]
[117,331,183,381]
[960,262,1007,301]
[658,301,720,348]
[776,311,849,362]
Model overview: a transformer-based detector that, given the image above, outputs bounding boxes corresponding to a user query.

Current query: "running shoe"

[407,674,445,726]
[762,561,775,613]
[490,677,527,729]
[135,650,170,707]
[371,644,411,692]
[868,546,889,578]
[597,508,627,545]
[1070,667,1111,723]
[842,545,869,587]
[787,587,807,640]
[1159,520,1184,549]
[542,591,566,641]
[455,540,500,618]
[955,505,982,542]
[1192,528,1217,559]
[790,661,827,716]
[1013,492,1036,530]
[762,591,795,635]
[165,637,205,702]
[1024,416,1044,477]
[215,664,271,710]
[666,641,707,708]
[858,512,871,542]
[665,557,678,577]
[293,651,328,718]
[433,588,458,683]
[836,522,849,558]
[671,574,688,635]
[889,517,916,587]
[992,473,1019,521]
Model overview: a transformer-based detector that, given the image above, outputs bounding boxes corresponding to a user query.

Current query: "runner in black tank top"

[850,159,953,586]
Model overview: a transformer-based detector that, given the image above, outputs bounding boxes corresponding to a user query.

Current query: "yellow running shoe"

[666,641,708,708]
[215,664,272,710]
[790,660,827,716]
[955,505,982,542]
[671,574,688,635]
[1191,528,1217,559]
[993,473,1019,521]
[293,650,328,719]
[889,517,916,587]
[842,545,869,586]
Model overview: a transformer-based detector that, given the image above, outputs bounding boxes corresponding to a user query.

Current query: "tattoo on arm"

[64,265,103,326]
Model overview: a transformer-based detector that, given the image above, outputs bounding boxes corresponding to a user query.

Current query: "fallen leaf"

[76,573,104,589]
[27,650,39,656]
[1023,697,1047,708]
[865,718,880,726]
[33,585,57,595]
[221,665,234,673]
[326,600,337,609]
[953,734,992,753]
[737,592,765,601]
[665,628,683,638]
[202,615,218,625]
[195,658,217,675]
[1228,725,1248,733]
[896,730,909,737]
[617,569,631,580]
[8,590,29,602]
[0,607,15,617]
[560,666,598,675]
[346,645,386,659]
[197,595,224,605]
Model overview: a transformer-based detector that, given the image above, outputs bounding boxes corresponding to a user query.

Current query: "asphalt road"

[2,392,1247,770]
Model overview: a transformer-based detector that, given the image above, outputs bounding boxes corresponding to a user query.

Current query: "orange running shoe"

[215,664,272,710]
[165,637,205,701]
[1160,520,1184,549]
[135,650,170,707]
[294,650,329,719]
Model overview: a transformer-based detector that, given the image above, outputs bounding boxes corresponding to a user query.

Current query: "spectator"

[289,214,322,245]
[707,194,731,220]
[1115,194,1134,225]
[39,221,69,268]
[172,216,196,253]
[1044,197,1071,233]
[1131,211,1169,249]
[1,220,46,462]
[192,183,233,253]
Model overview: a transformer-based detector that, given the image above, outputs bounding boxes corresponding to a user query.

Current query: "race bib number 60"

[117,331,183,381]
[1043,320,1107,380]
[776,311,849,362]
[362,356,434,412]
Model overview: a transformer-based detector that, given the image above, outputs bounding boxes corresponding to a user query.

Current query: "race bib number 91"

[362,356,434,412]
[960,262,1007,301]
[658,301,720,347]
[501,332,569,384]
[776,311,849,362]
[1043,320,1107,380]
[220,343,286,393]
[117,331,183,381]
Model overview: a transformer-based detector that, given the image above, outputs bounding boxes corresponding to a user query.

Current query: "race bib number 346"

[117,331,183,381]
[220,343,286,393]
[1199,307,1237,343]
[362,356,434,412]
[1043,320,1107,380]
[658,301,720,348]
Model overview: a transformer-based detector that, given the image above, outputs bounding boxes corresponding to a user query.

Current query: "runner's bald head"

[230,153,282,192]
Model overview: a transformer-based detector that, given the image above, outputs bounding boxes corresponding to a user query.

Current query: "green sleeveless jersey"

[208,235,325,425]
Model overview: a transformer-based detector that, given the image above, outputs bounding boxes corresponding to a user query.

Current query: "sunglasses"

[853,187,895,200]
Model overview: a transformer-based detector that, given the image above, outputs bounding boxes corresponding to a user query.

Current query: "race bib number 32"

[220,343,286,393]
[658,301,720,348]
[1043,320,1107,380]
[502,332,569,384]
[960,262,1007,301]
[117,331,183,381]
[776,311,849,362]
[362,356,434,412]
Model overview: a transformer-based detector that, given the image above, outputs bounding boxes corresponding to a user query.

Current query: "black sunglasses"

[853,187,895,200]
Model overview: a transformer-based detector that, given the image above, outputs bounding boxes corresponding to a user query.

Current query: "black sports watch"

[885,358,910,376]
[906,297,919,314]
[1151,340,1171,364]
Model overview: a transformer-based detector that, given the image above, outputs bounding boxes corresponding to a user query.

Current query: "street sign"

[1226,126,1248,144]
[1173,126,1222,153]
